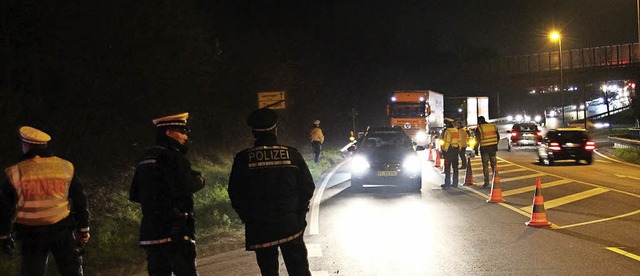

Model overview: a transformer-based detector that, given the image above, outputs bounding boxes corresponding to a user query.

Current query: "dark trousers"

[254,236,311,276]
[20,228,83,276]
[480,148,497,186]
[444,147,459,186]
[311,141,322,163]
[458,147,467,168]
[146,241,198,276]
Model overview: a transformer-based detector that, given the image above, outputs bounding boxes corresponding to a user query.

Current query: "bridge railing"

[472,43,640,78]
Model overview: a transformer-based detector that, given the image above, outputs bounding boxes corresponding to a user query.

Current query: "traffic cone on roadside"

[427,144,434,162]
[463,157,474,186]
[487,166,505,203]
[526,178,552,227]
[434,148,441,167]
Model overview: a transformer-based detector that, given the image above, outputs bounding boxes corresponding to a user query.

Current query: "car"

[348,126,424,192]
[507,123,542,151]
[537,128,595,165]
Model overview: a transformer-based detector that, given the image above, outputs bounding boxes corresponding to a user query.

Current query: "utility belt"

[15,215,74,237]
[140,235,194,246]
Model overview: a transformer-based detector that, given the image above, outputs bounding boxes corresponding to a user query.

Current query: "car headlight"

[402,155,421,173]
[468,138,477,148]
[415,131,427,143]
[351,155,370,173]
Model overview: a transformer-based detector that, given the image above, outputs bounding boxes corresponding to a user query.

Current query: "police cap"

[19,126,51,145]
[247,108,278,131]
[152,112,189,128]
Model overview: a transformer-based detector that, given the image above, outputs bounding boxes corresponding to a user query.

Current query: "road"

[198,143,640,275]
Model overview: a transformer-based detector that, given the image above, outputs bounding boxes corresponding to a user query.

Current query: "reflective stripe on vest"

[478,123,498,146]
[5,156,73,226]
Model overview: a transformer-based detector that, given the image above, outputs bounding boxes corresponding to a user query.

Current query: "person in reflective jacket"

[228,108,316,276]
[0,126,90,276]
[473,116,500,187]
[129,112,205,276]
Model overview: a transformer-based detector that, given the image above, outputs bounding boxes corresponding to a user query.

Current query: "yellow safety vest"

[478,123,498,147]
[310,127,324,143]
[443,127,460,151]
[5,156,73,226]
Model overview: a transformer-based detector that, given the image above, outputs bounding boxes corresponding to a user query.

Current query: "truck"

[386,90,444,146]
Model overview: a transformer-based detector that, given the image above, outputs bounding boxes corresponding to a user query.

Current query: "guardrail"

[608,134,640,150]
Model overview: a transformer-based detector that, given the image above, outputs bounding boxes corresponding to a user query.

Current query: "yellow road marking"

[552,209,640,229]
[502,179,571,197]
[606,247,640,262]
[520,188,609,212]
[499,168,528,174]
[500,173,546,183]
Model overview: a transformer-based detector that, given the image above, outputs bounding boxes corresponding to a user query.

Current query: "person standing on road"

[309,119,324,163]
[0,126,90,275]
[228,108,315,276]
[457,121,468,169]
[129,112,206,276]
[441,120,460,188]
[473,116,500,187]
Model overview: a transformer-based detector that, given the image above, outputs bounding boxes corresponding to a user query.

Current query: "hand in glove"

[76,231,90,247]
[1,236,15,256]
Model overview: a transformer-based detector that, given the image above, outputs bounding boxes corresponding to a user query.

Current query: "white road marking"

[307,243,323,257]
[309,159,349,236]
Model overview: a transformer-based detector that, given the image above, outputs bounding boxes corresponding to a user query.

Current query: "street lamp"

[550,31,564,126]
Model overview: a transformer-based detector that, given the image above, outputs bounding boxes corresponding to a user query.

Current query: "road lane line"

[307,243,323,257]
[502,179,572,196]
[500,173,546,183]
[520,187,609,212]
[606,247,640,262]
[552,209,640,229]
[309,159,348,236]
[499,167,528,174]
[615,174,640,180]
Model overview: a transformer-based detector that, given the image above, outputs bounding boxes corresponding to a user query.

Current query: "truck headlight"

[415,131,427,143]
[351,155,370,174]
[402,155,421,173]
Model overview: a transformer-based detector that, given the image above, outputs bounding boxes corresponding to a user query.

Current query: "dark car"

[507,123,542,151]
[348,126,424,192]
[537,128,595,165]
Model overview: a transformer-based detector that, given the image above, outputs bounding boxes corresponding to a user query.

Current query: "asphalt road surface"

[198,143,640,275]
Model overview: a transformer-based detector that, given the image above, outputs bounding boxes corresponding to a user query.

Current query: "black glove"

[1,236,15,256]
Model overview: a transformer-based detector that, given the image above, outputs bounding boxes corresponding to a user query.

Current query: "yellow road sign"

[258,91,286,109]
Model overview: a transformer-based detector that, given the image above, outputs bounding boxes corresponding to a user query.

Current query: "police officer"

[456,121,468,169]
[441,119,460,188]
[129,112,205,276]
[473,116,500,187]
[0,126,90,275]
[309,119,324,163]
[228,108,315,276]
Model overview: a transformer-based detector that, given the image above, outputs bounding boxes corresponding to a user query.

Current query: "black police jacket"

[129,135,205,245]
[228,135,315,250]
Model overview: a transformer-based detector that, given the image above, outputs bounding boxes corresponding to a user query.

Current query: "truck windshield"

[389,103,425,117]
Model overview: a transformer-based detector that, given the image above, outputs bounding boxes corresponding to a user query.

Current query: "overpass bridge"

[448,43,640,121]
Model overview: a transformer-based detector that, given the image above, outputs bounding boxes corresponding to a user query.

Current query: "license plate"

[377,171,398,177]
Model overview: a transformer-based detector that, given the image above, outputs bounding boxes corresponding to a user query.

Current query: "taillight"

[549,142,561,151]
[511,131,518,138]
[585,140,596,150]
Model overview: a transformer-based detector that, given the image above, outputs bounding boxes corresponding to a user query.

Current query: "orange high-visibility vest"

[478,123,498,147]
[442,127,460,151]
[5,156,73,226]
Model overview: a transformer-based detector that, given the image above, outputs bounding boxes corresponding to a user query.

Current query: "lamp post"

[550,31,564,126]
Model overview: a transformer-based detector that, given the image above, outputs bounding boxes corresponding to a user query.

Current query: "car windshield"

[515,124,538,132]
[361,133,413,149]
[547,130,588,142]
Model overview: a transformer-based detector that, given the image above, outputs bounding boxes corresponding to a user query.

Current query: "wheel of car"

[585,155,593,165]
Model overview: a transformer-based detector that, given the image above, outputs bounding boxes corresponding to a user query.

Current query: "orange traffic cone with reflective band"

[427,144,434,162]
[463,157,474,186]
[434,149,441,168]
[487,166,505,203]
[526,178,552,227]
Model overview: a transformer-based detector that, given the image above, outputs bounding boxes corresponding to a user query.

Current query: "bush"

[613,147,640,164]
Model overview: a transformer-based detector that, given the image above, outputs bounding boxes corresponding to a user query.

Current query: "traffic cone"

[487,166,505,203]
[434,148,441,168]
[463,157,474,186]
[427,144,434,162]
[526,178,552,227]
